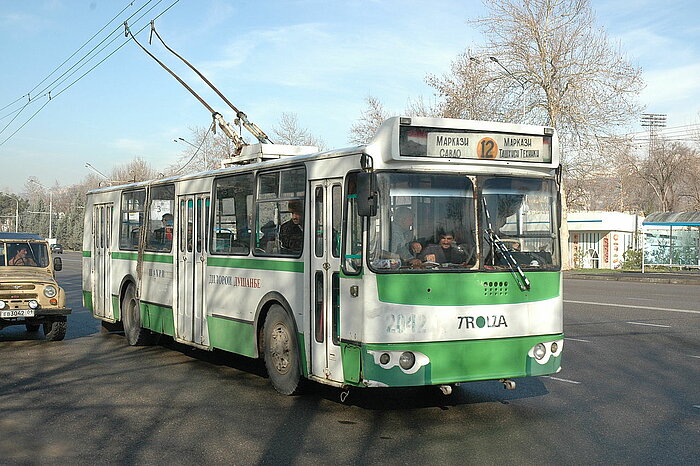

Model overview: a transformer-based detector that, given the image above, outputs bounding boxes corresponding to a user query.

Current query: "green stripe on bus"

[207,316,256,357]
[207,256,304,273]
[139,302,175,336]
[112,295,120,320]
[375,271,560,306]
[83,290,93,310]
[111,252,174,264]
[359,333,564,387]
[82,250,91,257]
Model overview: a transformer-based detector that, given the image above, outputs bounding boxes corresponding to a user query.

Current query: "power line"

[0,0,141,113]
[0,0,181,147]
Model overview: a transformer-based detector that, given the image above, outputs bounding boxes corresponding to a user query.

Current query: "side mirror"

[54,257,63,272]
[356,172,378,217]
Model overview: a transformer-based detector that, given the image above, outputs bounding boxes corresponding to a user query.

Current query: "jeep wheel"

[43,318,67,341]
[25,324,40,332]
[121,284,154,346]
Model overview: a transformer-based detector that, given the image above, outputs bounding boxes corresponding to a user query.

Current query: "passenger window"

[119,190,146,250]
[145,184,175,252]
[254,167,306,257]
[212,174,254,255]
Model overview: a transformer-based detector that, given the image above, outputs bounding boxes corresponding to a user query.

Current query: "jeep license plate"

[1,309,35,318]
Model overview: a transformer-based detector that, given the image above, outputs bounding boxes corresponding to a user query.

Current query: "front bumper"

[0,308,72,326]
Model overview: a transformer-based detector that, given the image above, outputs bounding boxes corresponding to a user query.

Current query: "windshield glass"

[368,173,476,271]
[481,177,559,270]
[0,242,49,267]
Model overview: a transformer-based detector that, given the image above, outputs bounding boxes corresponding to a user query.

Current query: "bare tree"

[619,139,696,212]
[429,0,644,165]
[348,96,389,145]
[273,112,326,149]
[111,157,157,184]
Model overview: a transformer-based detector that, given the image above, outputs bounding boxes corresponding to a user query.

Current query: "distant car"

[50,243,64,254]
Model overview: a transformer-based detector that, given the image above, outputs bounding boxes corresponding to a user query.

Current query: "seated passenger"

[279,200,303,253]
[421,231,468,265]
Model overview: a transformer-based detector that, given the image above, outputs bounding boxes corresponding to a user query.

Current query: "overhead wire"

[0,0,143,116]
[0,0,181,146]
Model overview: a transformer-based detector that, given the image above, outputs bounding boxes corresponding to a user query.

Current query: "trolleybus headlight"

[550,341,559,354]
[0,300,5,309]
[28,300,39,309]
[44,285,57,298]
[533,343,546,360]
[399,352,416,370]
[379,353,390,365]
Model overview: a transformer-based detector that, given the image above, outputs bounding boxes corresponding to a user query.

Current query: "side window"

[212,174,254,255]
[332,184,342,258]
[145,184,175,252]
[342,173,363,274]
[255,167,306,257]
[119,190,146,250]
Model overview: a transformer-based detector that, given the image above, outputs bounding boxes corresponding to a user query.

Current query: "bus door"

[176,194,210,345]
[92,203,113,319]
[309,180,344,382]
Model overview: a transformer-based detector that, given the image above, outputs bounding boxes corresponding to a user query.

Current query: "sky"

[1,0,699,194]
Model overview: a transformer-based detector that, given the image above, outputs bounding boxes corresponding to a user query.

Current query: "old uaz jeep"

[0,233,71,341]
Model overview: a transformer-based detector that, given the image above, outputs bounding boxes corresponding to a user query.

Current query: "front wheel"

[121,284,153,346]
[43,318,67,341]
[263,305,303,395]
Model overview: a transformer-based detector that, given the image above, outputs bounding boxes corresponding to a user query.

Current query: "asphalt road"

[1,252,698,464]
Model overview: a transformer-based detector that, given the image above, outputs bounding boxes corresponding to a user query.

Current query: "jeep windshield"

[0,242,49,267]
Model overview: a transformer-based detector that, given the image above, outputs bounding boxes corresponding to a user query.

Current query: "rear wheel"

[263,305,303,395]
[121,284,153,346]
[25,323,40,332]
[43,318,67,341]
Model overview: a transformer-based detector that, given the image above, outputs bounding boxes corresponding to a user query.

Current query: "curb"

[564,273,700,286]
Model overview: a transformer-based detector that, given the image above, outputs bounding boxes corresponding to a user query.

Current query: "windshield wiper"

[481,198,530,291]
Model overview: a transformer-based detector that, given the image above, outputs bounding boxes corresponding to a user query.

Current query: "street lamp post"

[489,56,527,121]
[174,137,207,168]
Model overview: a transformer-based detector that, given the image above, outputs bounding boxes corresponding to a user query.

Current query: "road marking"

[541,376,581,385]
[694,405,700,410]
[565,337,590,342]
[627,321,671,328]
[689,355,700,359]
[627,297,654,301]
[564,299,700,315]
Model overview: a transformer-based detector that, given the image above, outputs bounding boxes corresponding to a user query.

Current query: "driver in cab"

[419,231,468,266]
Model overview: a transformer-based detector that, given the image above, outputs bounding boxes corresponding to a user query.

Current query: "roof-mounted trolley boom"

[124,21,272,156]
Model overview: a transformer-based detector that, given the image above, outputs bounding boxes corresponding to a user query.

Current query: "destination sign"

[420,132,550,163]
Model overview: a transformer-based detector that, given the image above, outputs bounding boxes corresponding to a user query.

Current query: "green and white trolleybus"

[82,116,563,395]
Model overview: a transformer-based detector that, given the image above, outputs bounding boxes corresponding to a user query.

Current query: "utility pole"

[641,113,667,157]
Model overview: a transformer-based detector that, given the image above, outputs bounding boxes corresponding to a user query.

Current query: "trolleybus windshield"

[368,173,559,272]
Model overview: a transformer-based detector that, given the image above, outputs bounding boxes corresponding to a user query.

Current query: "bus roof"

[86,116,559,195]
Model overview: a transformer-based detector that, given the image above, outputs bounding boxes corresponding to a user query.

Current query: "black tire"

[25,323,40,332]
[263,305,303,395]
[43,318,67,341]
[121,284,153,346]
